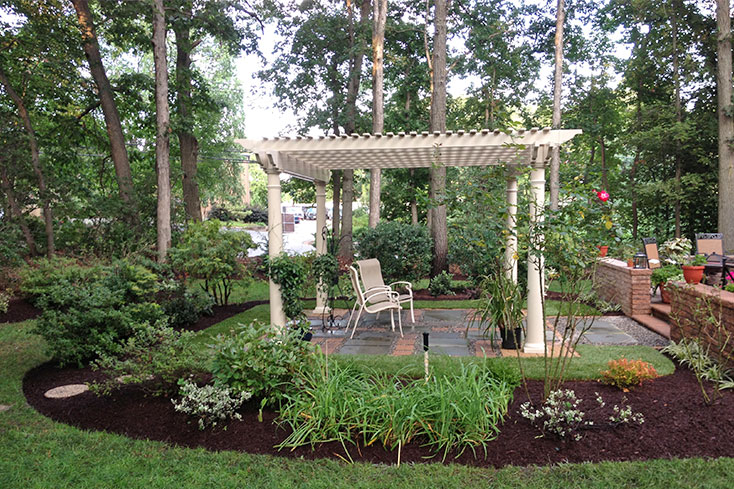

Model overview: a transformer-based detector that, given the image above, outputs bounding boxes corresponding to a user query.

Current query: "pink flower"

[596,190,610,202]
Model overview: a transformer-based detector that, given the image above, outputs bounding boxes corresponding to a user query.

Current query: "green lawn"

[1,319,731,488]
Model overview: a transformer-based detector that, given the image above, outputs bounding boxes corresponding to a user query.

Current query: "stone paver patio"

[308,309,668,357]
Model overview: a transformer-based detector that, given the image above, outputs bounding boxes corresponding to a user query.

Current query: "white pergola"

[236,127,581,353]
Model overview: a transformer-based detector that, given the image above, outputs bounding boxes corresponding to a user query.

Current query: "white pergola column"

[504,168,518,283]
[524,157,547,354]
[266,165,286,331]
[312,179,330,315]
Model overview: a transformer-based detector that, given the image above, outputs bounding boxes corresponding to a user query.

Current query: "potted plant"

[682,254,707,284]
[474,265,525,350]
[651,265,684,304]
[616,242,637,267]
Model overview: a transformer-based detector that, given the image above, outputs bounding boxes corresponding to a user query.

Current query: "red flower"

[595,190,610,202]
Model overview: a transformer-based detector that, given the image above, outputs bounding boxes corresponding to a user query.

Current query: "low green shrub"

[90,323,209,397]
[210,322,316,406]
[429,271,455,296]
[160,286,215,329]
[22,257,168,366]
[172,379,252,430]
[600,358,659,391]
[277,360,514,460]
[354,221,432,283]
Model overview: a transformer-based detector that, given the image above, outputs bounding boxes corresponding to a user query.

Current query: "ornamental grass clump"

[600,358,659,392]
[277,359,515,463]
[172,379,252,430]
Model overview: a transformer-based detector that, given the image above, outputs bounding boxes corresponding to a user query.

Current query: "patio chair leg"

[410,300,415,324]
[346,301,359,332]
[389,309,395,332]
[397,306,403,337]
[350,306,364,339]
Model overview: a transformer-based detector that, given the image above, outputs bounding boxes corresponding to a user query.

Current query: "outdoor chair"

[696,233,724,256]
[642,237,661,269]
[346,265,403,339]
[356,258,415,323]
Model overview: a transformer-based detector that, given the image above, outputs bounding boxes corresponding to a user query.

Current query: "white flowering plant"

[519,389,644,441]
[172,379,252,430]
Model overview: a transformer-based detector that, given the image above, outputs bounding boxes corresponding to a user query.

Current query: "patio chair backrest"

[642,237,661,269]
[696,233,723,256]
[356,258,390,303]
[348,266,366,306]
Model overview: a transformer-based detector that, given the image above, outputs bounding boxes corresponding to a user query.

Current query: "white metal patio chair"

[356,258,415,324]
[346,265,403,339]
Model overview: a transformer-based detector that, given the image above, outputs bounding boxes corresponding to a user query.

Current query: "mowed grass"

[1,320,731,488]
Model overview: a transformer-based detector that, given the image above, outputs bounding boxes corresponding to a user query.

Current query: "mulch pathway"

[22,361,734,468]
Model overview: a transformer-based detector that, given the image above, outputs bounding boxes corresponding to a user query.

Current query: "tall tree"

[429,0,448,276]
[0,158,38,256]
[153,0,171,261]
[0,66,55,255]
[70,0,138,224]
[339,0,371,259]
[369,0,387,228]
[716,0,734,251]
[549,0,566,210]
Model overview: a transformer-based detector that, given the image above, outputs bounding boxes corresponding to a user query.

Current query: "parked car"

[304,207,317,220]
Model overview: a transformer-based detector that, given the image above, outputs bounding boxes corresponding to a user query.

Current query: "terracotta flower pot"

[682,265,705,285]
[597,245,609,257]
[660,283,671,304]
[627,259,634,267]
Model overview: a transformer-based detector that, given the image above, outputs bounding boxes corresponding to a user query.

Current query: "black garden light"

[633,252,648,269]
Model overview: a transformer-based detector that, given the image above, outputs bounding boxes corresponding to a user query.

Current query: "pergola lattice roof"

[236,127,582,182]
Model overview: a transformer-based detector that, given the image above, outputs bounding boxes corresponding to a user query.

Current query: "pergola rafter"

[236,127,582,353]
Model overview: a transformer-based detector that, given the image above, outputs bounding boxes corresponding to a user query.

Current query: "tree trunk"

[174,24,203,222]
[153,0,171,262]
[0,67,54,256]
[70,0,138,223]
[369,0,387,229]
[549,0,565,211]
[631,151,639,241]
[717,0,734,252]
[339,0,371,259]
[672,8,682,238]
[0,161,38,256]
[429,0,448,276]
[600,138,608,190]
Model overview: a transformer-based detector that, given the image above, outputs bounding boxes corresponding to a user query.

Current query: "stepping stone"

[44,384,88,399]
[428,345,472,357]
[421,310,471,322]
[0,404,11,412]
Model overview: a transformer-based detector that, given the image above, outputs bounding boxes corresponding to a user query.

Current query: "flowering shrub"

[0,290,9,315]
[172,379,252,430]
[519,389,644,441]
[600,358,659,392]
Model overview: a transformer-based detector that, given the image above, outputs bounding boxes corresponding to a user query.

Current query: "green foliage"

[90,323,209,397]
[0,290,9,314]
[277,359,514,460]
[263,253,307,320]
[600,358,659,391]
[169,220,255,305]
[354,221,432,283]
[473,265,524,342]
[659,238,693,266]
[172,379,252,430]
[21,257,170,366]
[210,322,316,406]
[688,254,707,266]
[650,265,683,288]
[428,271,455,296]
[160,286,215,329]
[311,252,339,297]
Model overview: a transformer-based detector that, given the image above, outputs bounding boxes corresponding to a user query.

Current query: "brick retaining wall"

[592,258,652,316]
[669,283,734,365]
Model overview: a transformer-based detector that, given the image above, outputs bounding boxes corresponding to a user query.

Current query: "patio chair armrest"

[388,281,413,291]
[364,288,399,303]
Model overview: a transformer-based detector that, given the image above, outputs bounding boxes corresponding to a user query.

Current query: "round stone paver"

[0,404,11,412]
[44,384,89,399]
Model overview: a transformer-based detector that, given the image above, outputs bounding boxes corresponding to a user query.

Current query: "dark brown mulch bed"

[412,288,478,301]
[0,298,41,324]
[22,363,734,468]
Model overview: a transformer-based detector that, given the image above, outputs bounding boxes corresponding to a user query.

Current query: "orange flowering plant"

[600,358,659,392]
